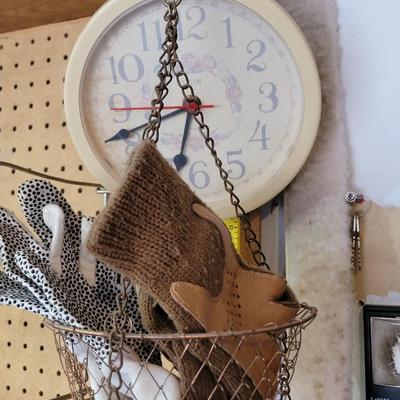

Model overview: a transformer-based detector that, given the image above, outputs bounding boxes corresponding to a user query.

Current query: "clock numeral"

[108,93,132,123]
[139,20,164,51]
[246,39,267,72]
[227,150,245,180]
[250,120,270,150]
[259,82,278,113]
[108,54,144,84]
[222,17,235,48]
[187,6,208,40]
[189,160,210,189]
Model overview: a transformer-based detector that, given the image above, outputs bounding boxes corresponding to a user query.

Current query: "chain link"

[105,276,133,399]
[143,2,269,269]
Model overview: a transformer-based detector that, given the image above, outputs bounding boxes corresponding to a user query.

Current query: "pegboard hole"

[11,190,15,196]
[64,33,69,38]
[28,124,33,130]
[40,323,45,328]
[64,54,68,60]
[46,57,51,63]
[46,79,51,85]
[23,343,28,349]
[62,121,67,128]
[22,365,27,371]
[44,145,49,150]
[7,319,12,325]
[30,39,35,44]
[39,368,44,374]
[30,60,34,66]
[22,388,27,394]
[14,63,18,68]
[29,103,33,109]
[39,391,44,397]
[47,36,52,41]
[43,167,48,173]
[6,363,11,369]
[56,370,61,376]
[6,385,10,391]
[13,84,18,90]
[45,123,49,129]
[78,165,83,171]
[61,143,66,149]
[23,321,28,327]
[78,188,83,194]
[39,345,44,351]
[12,126,17,132]
[13,105,17,110]
[7,341,11,347]
[15,42,19,47]
[12,147,16,153]
[45,101,50,107]
[29,82,34,87]
[60,166,65,172]
[28,146,32,152]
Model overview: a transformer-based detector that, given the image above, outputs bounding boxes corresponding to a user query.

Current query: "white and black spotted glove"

[0,179,159,365]
[0,273,51,317]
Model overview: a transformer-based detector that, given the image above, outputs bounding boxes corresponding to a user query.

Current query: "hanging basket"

[44,303,316,400]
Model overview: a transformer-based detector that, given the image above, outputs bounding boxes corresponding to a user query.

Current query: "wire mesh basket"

[44,303,316,400]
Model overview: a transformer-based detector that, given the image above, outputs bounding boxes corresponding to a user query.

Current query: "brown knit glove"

[87,139,253,399]
[171,204,299,398]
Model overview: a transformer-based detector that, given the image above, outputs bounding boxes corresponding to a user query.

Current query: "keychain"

[346,192,369,271]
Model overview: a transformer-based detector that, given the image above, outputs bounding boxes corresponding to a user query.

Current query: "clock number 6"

[189,161,210,189]
[259,82,278,113]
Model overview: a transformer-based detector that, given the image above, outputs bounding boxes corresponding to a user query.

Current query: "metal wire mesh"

[45,304,316,400]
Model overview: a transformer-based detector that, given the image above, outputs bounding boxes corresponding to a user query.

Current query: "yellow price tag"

[224,217,241,252]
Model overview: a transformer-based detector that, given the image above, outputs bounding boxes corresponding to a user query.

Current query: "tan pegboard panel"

[0,18,104,399]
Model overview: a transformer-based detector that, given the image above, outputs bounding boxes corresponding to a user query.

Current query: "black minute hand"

[173,111,193,172]
[104,108,186,143]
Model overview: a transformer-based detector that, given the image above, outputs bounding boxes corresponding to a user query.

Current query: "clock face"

[66,0,321,218]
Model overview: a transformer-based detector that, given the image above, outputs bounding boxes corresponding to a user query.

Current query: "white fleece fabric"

[277,0,355,399]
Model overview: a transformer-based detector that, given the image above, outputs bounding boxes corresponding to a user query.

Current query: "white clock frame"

[64,0,321,218]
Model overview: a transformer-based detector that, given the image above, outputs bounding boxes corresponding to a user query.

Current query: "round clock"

[65,0,321,218]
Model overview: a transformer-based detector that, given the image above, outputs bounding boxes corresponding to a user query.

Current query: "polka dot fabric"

[0,179,160,365]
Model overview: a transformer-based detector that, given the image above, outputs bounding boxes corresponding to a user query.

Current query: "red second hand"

[110,104,215,111]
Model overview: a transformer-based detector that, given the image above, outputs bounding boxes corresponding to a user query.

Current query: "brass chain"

[144,1,269,269]
[104,277,133,399]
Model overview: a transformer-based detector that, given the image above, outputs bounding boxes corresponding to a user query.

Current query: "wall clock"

[65,0,321,218]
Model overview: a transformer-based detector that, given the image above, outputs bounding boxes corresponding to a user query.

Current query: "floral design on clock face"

[80,0,304,204]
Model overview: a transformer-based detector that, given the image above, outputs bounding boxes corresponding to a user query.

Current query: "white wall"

[338,0,400,206]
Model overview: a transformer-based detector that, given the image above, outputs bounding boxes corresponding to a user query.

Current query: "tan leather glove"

[171,204,299,398]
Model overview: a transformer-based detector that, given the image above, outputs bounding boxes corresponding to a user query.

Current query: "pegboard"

[0,18,104,399]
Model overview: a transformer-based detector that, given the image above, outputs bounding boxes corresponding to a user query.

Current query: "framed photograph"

[364,305,400,400]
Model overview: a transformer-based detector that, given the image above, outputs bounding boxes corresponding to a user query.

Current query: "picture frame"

[363,305,400,400]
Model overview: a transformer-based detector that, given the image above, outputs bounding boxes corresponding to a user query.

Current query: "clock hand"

[173,111,193,172]
[104,108,186,143]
